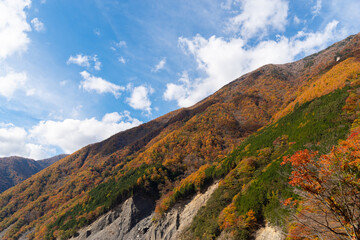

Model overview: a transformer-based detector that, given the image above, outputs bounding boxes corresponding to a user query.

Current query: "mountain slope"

[0,154,68,194]
[37,154,69,169]
[0,33,359,240]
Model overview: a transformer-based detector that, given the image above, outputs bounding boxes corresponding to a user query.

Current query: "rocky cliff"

[71,182,219,240]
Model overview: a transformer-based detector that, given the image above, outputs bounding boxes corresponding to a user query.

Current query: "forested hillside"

[0,33,360,240]
[0,154,68,194]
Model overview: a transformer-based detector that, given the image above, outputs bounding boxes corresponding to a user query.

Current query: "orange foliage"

[274,58,360,121]
[1,34,360,240]
[218,200,257,233]
[283,128,360,239]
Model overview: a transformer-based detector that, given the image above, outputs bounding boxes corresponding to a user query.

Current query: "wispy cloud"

[111,40,127,51]
[312,0,322,16]
[118,56,126,64]
[116,40,127,48]
[152,57,166,72]
[94,29,100,36]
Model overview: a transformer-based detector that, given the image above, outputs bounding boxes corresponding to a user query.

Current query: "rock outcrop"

[255,224,285,240]
[72,182,219,240]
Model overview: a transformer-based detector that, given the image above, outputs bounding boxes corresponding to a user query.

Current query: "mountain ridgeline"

[0,155,68,194]
[1,33,360,240]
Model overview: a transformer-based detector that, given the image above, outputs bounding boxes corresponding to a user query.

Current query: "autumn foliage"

[218,199,257,234]
[0,34,359,240]
[282,128,360,240]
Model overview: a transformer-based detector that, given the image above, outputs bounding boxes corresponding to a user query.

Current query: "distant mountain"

[0,33,360,240]
[0,154,68,193]
[38,154,69,169]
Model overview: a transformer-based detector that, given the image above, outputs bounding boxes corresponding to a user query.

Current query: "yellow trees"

[274,58,360,121]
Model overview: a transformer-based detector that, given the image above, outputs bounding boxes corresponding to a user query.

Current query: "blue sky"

[0,0,359,159]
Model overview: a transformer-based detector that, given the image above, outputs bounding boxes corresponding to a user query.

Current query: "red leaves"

[282,150,322,192]
[283,127,360,239]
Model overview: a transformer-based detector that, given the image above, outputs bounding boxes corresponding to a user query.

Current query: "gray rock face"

[71,193,155,240]
[71,182,219,240]
[255,224,285,240]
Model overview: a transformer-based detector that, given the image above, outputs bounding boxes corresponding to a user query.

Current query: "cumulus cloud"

[30,111,142,154]
[0,112,142,158]
[163,71,191,106]
[0,70,27,99]
[31,18,45,32]
[0,123,55,159]
[79,71,124,98]
[165,20,340,107]
[126,85,154,114]
[67,54,102,70]
[227,0,289,39]
[152,58,166,72]
[67,54,91,67]
[0,0,31,60]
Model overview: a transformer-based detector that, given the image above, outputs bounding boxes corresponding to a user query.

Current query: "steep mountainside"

[0,154,67,193]
[0,33,359,240]
[37,155,69,169]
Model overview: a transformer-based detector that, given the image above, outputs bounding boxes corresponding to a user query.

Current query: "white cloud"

[126,85,154,114]
[118,56,126,64]
[67,54,91,67]
[102,112,122,123]
[0,123,55,159]
[25,88,36,96]
[163,71,190,106]
[312,0,322,16]
[60,80,68,86]
[220,0,234,10]
[152,58,166,72]
[0,70,27,99]
[324,0,360,35]
[93,55,101,70]
[67,54,101,70]
[30,111,142,153]
[111,41,127,51]
[165,20,340,107]
[227,0,288,39]
[0,112,142,158]
[31,17,45,32]
[293,16,301,24]
[79,71,124,98]
[0,0,31,60]
[116,41,127,48]
[94,29,100,36]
